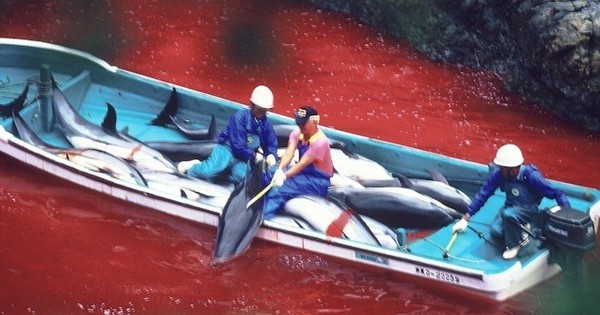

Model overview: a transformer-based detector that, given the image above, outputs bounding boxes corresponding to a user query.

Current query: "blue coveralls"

[466,164,571,249]
[187,108,278,184]
[262,135,331,219]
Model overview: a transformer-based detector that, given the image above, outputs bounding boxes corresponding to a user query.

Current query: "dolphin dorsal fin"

[426,168,449,185]
[150,87,178,126]
[101,102,118,131]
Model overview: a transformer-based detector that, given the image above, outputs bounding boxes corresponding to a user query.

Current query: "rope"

[419,237,485,264]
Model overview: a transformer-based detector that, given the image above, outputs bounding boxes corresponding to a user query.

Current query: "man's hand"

[265,154,277,167]
[272,169,286,187]
[452,218,468,234]
[177,159,200,174]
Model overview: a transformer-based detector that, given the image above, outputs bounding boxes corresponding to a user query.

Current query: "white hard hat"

[493,144,524,167]
[250,85,274,109]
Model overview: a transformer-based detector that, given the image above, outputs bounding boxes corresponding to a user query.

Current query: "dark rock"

[301,0,600,131]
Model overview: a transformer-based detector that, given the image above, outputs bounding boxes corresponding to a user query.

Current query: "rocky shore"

[302,0,600,131]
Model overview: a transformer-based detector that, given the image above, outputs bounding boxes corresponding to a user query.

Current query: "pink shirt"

[289,128,334,176]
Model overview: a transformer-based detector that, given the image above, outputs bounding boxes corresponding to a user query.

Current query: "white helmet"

[250,85,274,109]
[493,144,524,167]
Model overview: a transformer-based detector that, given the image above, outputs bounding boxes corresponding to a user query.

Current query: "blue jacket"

[466,164,571,216]
[217,108,278,162]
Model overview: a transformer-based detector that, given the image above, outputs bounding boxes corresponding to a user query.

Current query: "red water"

[1,0,599,314]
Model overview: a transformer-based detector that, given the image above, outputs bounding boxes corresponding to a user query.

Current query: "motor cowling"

[541,206,596,282]
[542,206,596,251]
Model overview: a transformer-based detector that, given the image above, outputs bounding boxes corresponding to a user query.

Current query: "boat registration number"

[414,267,461,284]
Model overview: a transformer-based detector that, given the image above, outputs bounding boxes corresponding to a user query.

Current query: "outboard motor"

[541,206,596,282]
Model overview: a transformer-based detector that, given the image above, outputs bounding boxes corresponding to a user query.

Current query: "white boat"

[1,38,598,301]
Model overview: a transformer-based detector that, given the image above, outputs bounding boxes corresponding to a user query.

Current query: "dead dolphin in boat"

[145,140,217,162]
[282,195,381,246]
[145,124,347,162]
[269,213,404,250]
[330,148,396,183]
[51,80,177,173]
[168,114,218,141]
[139,170,232,207]
[99,102,218,162]
[359,215,406,250]
[149,87,218,140]
[396,170,471,214]
[213,159,267,264]
[327,186,462,229]
[11,85,148,186]
[268,215,318,231]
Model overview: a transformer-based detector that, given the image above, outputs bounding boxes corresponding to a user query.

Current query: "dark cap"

[295,106,319,125]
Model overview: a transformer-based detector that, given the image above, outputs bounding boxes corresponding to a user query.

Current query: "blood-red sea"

[1,1,599,314]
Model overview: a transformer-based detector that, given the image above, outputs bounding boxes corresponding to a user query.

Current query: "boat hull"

[1,38,597,301]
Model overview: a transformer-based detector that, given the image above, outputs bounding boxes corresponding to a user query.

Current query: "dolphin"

[51,81,177,173]
[269,213,403,250]
[167,114,218,141]
[359,215,406,250]
[99,101,217,162]
[330,148,396,182]
[213,159,267,264]
[139,170,232,207]
[282,195,381,246]
[268,215,318,231]
[145,140,217,162]
[396,170,471,214]
[54,149,149,186]
[149,87,218,140]
[327,186,462,229]
[11,84,148,186]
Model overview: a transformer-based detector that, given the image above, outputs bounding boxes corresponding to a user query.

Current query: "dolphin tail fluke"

[2,83,29,117]
[150,87,178,126]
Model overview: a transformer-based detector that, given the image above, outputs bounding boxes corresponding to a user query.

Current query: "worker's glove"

[177,159,200,174]
[452,218,468,234]
[265,154,277,167]
[272,169,286,187]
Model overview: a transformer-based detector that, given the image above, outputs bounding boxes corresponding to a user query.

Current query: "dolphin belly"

[282,195,380,246]
[328,187,461,229]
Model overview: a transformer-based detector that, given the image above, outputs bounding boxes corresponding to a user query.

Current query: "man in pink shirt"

[262,106,333,219]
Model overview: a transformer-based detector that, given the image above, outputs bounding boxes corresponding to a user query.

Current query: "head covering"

[250,85,274,109]
[493,144,524,167]
[295,106,319,126]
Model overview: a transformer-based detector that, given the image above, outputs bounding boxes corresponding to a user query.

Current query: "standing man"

[262,106,333,219]
[452,144,571,259]
[178,85,278,184]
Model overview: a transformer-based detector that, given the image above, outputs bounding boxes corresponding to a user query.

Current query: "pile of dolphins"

[5,76,472,263]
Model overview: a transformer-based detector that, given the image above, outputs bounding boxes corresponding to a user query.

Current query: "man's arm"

[228,113,254,161]
[527,170,571,208]
[466,169,502,218]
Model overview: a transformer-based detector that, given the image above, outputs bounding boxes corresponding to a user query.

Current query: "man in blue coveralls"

[177,85,279,184]
[262,106,334,219]
[452,144,571,259]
